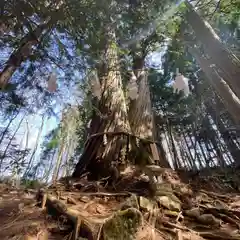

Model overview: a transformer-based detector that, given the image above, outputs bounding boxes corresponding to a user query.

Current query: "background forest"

[0,0,239,185]
[1,0,240,239]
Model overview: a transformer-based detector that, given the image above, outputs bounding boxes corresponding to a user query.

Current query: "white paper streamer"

[172,71,190,97]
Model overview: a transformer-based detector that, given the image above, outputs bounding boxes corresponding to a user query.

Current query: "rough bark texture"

[0,14,58,88]
[128,58,153,139]
[185,1,240,99]
[186,45,240,124]
[72,26,131,179]
[128,55,160,167]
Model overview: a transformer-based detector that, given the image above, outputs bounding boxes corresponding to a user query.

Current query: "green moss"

[121,194,139,210]
[102,208,143,240]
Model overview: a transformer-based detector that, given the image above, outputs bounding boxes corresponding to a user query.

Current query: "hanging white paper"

[172,73,190,97]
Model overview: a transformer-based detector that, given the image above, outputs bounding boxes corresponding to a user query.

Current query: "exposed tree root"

[38,190,107,240]
[63,191,132,197]
[199,231,240,240]
[200,190,233,201]
[2,168,240,240]
[43,169,240,239]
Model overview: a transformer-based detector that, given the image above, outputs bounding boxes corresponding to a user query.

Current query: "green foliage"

[46,138,59,149]
[148,27,204,129]
[0,0,239,176]
[21,178,44,189]
[75,99,92,155]
[3,148,30,175]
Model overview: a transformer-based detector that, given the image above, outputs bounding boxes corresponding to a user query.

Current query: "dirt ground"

[1,167,240,240]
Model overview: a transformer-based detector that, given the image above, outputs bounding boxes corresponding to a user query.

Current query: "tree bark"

[184,1,240,99]
[128,54,161,166]
[186,44,240,124]
[72,26,131,179]
[0,15,58,88]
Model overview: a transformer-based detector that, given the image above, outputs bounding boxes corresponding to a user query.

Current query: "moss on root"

[102,208,143,240]
[121,194,139,210]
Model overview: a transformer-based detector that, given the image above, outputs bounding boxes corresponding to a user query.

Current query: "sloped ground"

[1,167,240,240]
[0,185,73,240]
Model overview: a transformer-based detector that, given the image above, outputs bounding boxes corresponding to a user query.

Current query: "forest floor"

[1,167,240,240]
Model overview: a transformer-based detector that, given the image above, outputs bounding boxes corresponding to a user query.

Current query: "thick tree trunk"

[128,55,161,167]
[72,26,131,179]
[185,1,240,99]
[128,57,153,139]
